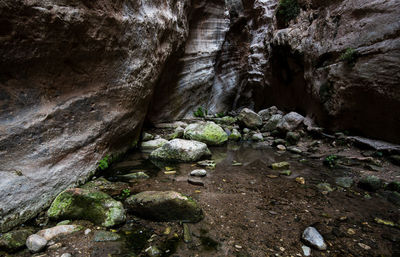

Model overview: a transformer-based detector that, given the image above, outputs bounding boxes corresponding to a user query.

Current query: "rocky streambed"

[1,107,400,257]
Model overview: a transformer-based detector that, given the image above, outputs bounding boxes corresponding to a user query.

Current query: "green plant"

[339,48,359,65]
[215,112,226,118]
[276,0,300,28]
[324,154,338,168]
[193,107,208,118]
[121,189,131,198]
[97,155,110,171]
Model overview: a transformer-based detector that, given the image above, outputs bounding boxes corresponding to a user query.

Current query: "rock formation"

[0,0,190,232]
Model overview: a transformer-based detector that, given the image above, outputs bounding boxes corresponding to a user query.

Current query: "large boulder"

[238,108,263,128]
[184,121,228,146]
[150,139,211,162]
[0,0,191,232]
[125,191,203,222]
[277,112,304,132]
[47,188,126,227]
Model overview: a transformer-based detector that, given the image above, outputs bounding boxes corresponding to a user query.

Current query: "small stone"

[197,160,216,169]
[117,171,149,181]
[229,128,241,141]
[0,229,33,251]
[37,225,83,241]
[287,146,302,154]
[47,242,62,250]
[141,138,168,152]
[347,228,356,235]
[238,108,262,128]
[277,112,305,132]
[56,220,71,226]
[183,223,192,243]
[286,131,300,145]
[279,170,292,176]
[188,177,205,186]
[277,144,286,151]
[358,175,382,191]
[251,133,263,142]
[190,169,207,177]
[267,175,278,179]
[358,243,371,250]
[145,246,161,257]
[273,138,286,146]
[335,177,354,188]
[142,132,154,141]
[26,234,47,253]
[235,245,243,249]
[302,245,311,256]
[271,162,290,170]
[150,139,211,162]
[316,183,334,193]
[302,227,327,250]
[296,177,306,185]
[84,229,92,235]
[61,253,72,257]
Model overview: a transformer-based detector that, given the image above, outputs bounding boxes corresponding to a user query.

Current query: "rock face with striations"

[0,0,190,232]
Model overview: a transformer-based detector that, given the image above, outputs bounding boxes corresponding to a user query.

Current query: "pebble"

[358,242,371,250]
[302,227,327,250]
[84,229,91,235]
[235,244,242,249]
[277,144,286,151]
[347,228,356,235]
[188,177,205,186]
[190,169,207,177]
[296,177,306,185]
[287,146,302,154]
[302,245,311,256]
[271,162,290,170]
[279,170,292,176]
[183,223,192,243]
[61,254,72,257]
[26,234,47,253]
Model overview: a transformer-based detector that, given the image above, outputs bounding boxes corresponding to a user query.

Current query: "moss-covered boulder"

[125,191,203,222]
[228,128,241,141]
[150,139,211,163]
[358,176,382,192]
[0,229,33,252]
[47,188,126,227]
[184,122,228,146]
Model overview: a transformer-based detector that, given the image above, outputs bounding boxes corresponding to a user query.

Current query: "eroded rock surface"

[0,0,190,231]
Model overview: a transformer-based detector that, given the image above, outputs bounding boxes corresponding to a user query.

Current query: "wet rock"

[386,181,400,193]
[228,128,242,141]
[142,133,155,142]
[184,121,228,145]
[56,220,71,226]
[273,138,287,146]
[197,160,216,169]
[141,139,168,152]
[125,191,203,222]
[251,133,263,142]
[358,176,382,192]
[145,246,162,257]
[81,178,129,197]
[61,253,72,257]
[150,139,211,162]
[0,229,33,252]
[93,231,121,242]
[243,128,251,134]
[317,183,334,193]
[286,131,300,145]
[169,126,185,139]
[302,227,327,250]
[188,177,205,186]
[154,121,188,129]
[277,112,304,132]
[271,162,290,170]
[287,146,302,154]
[261,114,283,132]
[47,188,126,227]
[335,177,354,188]
[302,245,311,256]
[296,177,306,185]
[117,172,150,182]
[238,108,262,128]
[258,106,279,121]
[26,234,47,253]
[183,223,192,243]
[37,225,83,241]
[358,243,371,250]
[190,169,207,177]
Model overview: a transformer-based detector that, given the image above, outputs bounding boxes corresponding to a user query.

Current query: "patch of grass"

[193,107,208,118]
[276,0,300,28]
[339,48,359,65]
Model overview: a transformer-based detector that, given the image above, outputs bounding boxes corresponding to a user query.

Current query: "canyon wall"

[0,0,190,232]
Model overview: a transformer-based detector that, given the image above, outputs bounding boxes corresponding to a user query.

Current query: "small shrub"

[97,155,110,171]
[276,0,300,28]
[324,155,338,168]
[339,48,359,65]
[215,112,226,118]
[193,107,208,118]
[117,189,131,200]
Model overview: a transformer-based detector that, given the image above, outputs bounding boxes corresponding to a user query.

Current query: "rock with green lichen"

[125,191,203,222]
[117,172,149,181]
[358,176,382,192]
[93,230,121,242]
[184,121,228,146]
[0,229,33,252]
[317,183,335,193]
[37,225,83,240]
[47,188,126,227]
[141,138,168,152]
[238,108,262,129]
[271,162,290,170]
[261,114,283,132]
[150,139,211,163]
[228,129,241,141]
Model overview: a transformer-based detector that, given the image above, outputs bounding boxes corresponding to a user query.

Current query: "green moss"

[323,155,338,168]
[339,48,359,66]
[0,229,33,251]
[276,0,300,28]
[193,107,208,118]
